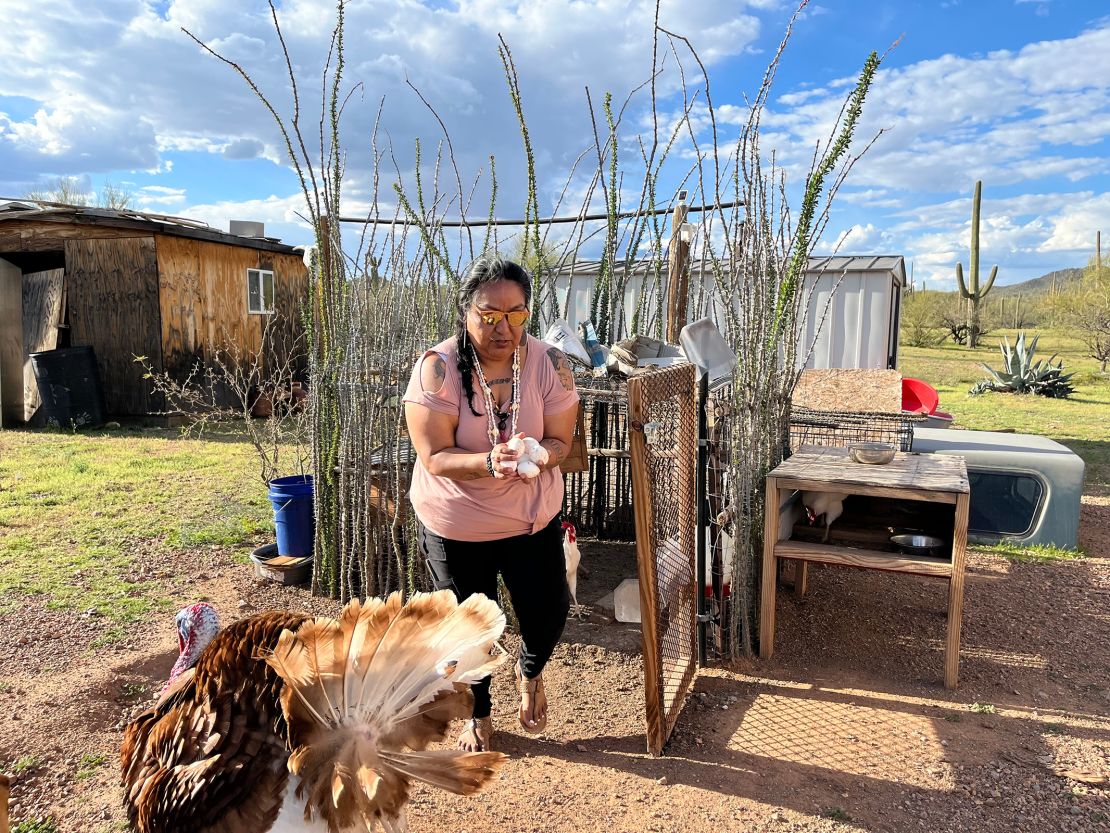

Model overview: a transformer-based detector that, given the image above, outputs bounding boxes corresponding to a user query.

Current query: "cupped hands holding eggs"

[504,435,549,479]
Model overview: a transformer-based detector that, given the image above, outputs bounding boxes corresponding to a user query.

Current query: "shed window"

[247,268,275,314]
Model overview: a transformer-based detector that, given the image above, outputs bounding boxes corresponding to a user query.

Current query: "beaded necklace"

[471,345,521,447]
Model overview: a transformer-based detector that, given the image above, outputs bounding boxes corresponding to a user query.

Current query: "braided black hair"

[455,255,533,417]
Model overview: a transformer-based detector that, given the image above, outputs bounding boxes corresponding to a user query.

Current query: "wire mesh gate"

[628,363,698,756]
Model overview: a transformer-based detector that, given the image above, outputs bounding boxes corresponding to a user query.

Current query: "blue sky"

[0,0,1107,288]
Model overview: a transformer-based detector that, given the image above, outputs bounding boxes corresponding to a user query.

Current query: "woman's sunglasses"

[475,308,530,327]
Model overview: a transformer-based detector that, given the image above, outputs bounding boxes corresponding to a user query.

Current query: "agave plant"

[970,331,1075,398]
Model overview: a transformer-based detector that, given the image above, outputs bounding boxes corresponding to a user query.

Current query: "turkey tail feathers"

[265,591,508,832]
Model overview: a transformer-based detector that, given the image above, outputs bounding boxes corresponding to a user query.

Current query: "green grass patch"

[12,755,39,773]
[75,753,107,780]
[13,819,61,833]
[822,807,852,822]
[975,541,1085,563]
[968,702,997,714]
[902,328,1110,492]
[0,426,276,634]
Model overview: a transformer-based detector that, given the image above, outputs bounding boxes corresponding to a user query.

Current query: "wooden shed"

[0,203,310,424]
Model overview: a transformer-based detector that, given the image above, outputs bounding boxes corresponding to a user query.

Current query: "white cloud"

[0,0,768,208]
[181,193,313,244]
[760,21,1110,192]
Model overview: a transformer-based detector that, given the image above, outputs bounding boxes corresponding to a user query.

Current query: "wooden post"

[945,491,971,689]
[758,475,780,659]
[628,378,664,756]
[665,200,690,343]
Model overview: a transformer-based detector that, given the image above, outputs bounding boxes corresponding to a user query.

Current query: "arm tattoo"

[541,438,568,465]
[546,347,575,392]
[421,355,447,393]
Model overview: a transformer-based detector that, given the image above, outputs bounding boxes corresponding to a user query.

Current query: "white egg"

[517,459,541,478]
[522,437,543,456]
[506,436,526,453]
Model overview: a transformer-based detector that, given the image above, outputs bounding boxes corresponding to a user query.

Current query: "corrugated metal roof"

[805,255,905,274]
[549,254,906,280]
[0,201,303,255]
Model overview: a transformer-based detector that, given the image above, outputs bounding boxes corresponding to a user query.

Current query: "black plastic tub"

[29,346,107,429]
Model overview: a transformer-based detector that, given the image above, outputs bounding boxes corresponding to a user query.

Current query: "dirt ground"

[1,499,1108,833]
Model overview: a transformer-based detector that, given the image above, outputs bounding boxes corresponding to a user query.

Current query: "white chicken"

[121,591,507,833]
[801,490,849,543]
[562,520,586,617]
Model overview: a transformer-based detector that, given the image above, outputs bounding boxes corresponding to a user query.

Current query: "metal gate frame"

[628,363,698,756]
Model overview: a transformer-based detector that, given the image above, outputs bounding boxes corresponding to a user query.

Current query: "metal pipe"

[336,200,742,227]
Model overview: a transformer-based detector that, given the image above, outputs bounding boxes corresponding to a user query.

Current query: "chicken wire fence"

[562,375,636,540]
[704,381,736,656]
[628,363,698,756]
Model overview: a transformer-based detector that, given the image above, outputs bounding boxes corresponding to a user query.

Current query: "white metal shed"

[799,255,906,370]
[545,253,906,370]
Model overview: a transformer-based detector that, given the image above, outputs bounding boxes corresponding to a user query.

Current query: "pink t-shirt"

[402,334,580,542]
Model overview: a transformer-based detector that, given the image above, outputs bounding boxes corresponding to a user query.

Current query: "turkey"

[801,490,849,543]
[1,772,9,833]
[121,591,507,833]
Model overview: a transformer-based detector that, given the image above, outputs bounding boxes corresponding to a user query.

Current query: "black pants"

[420,515,570,719]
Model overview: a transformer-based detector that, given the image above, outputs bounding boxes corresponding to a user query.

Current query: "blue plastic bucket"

[268,474,314,557]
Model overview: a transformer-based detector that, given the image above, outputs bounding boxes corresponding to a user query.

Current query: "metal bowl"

[891,533,947,557]
[848,442,897,465]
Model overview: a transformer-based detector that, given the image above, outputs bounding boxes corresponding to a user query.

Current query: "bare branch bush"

[139,318,311,486]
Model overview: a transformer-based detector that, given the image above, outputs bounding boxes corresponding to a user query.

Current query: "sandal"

[515,660,548,734]
[456,716,493,752]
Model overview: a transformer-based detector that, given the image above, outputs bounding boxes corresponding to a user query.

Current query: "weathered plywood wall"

[156,236,308,381]
[0,220,143,253]
[22,268,65,421]
[66,236,164,415]
[267,250,310,377]
[0,259,22,426]
[156,235,207,379]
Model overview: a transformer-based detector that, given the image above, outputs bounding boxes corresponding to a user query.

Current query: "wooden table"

[760,446,970,689]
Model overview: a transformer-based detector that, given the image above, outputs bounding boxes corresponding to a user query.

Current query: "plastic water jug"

[613,578,641,623]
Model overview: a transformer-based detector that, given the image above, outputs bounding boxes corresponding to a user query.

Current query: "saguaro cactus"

[956,180,998,347]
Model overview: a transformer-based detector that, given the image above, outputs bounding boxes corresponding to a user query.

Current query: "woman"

[403,255,579,752]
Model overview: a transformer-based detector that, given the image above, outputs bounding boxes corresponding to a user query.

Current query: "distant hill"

[992,267,1084,297]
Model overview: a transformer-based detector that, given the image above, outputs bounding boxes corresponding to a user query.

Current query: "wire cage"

[789,406,923,452]
[700,387,926,657]
[562,374,636,540]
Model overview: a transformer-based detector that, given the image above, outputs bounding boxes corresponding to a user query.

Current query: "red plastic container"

[902,377,939,415]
